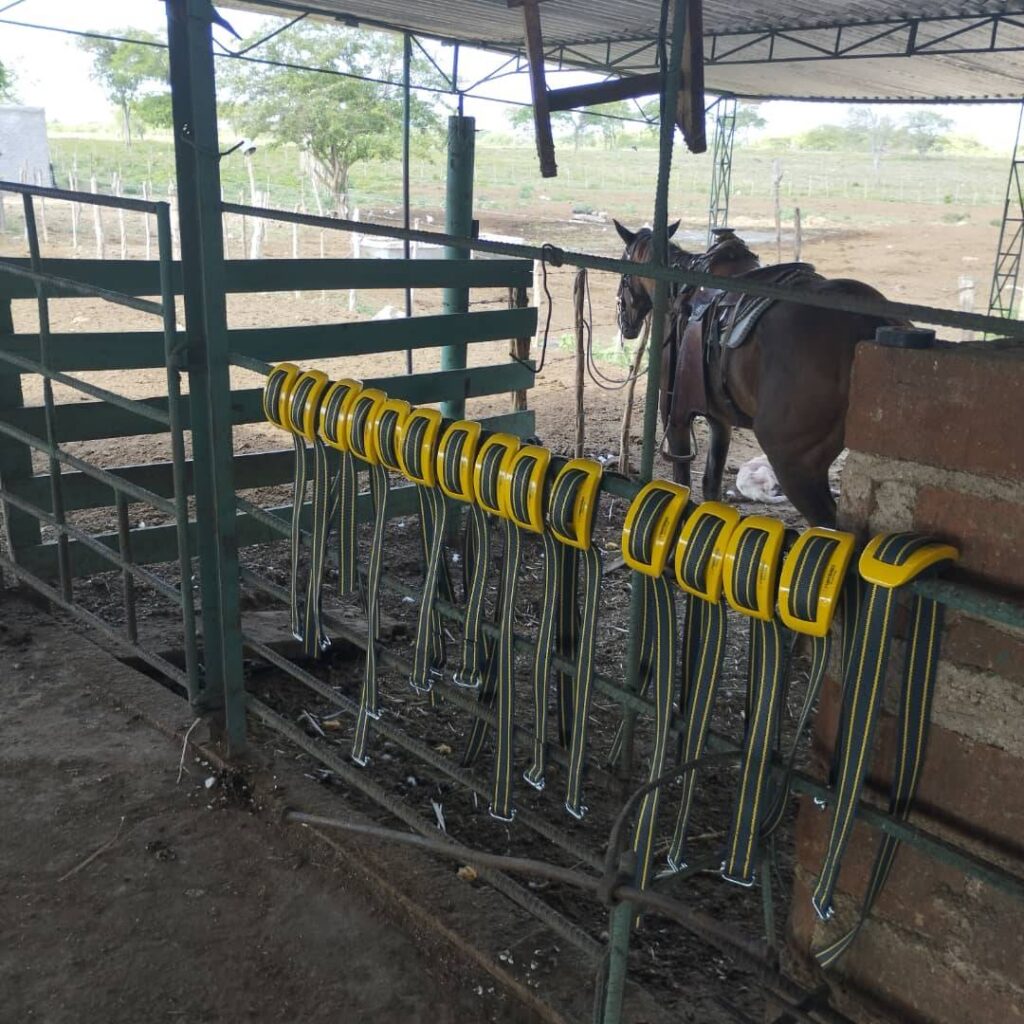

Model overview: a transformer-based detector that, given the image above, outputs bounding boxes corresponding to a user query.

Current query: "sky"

[0,0,1021,150]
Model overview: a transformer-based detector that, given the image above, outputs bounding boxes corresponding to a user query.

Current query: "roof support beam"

[512,0,557,177]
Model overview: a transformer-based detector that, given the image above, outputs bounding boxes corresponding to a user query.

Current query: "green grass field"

[47,135,1010,231]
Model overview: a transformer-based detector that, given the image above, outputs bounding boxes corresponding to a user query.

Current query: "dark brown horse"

[614,220,902,526]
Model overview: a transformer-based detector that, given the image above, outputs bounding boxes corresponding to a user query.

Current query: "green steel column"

[604,2,690,1019]
[440,113,475,421]
[166,0,247,751]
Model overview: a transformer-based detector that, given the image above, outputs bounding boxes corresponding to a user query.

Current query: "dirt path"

[0,594,538,1024]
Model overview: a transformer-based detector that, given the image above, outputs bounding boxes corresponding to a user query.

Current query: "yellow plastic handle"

[501,444,552,534]
[673,500,742,601]
[396,406,444,486]
[621,480,690,578]
[286,369,330,442]
[370,397,412,473]
[858,532,959,588]
[547,458,603,551]
[777,527,856,637]
[437,420,483,502]
[318,378,363,452]
[473,433,520,516]
[263,362,300,430]
[345,388,388,465]
[721,515,787,620]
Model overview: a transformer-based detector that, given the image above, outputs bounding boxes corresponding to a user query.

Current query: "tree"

[734,103,766,141]
[846,108,898,175]
[902,110,952,155]
[508,102,629,150]
[0,59,15,101]
[79,29,169,145]
[222,23,442,216]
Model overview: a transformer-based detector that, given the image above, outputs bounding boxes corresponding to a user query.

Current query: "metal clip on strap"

[811,532,956,964]
[620,481,689,895]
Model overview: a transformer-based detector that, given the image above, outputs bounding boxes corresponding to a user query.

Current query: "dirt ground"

[0,593,554,1024]
[0,191,996,1022]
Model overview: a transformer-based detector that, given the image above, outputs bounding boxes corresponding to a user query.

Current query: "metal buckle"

[473,433,520,517]
[318,378,362,452]
[396,406,444,486]
[621,480,690,577]
[408,674,433,695]
[664,854,687,875]
[721,514,787,620]
[488,805,516,823]
[437,420,483,502]
[547,458,603,551]
[452,669,482,690]
[351,753,371,768]
[673,500,741,600]
[777,527,856,637]
[564,801,588,821]
[522,770,546,792]
[720,864,757,889]
[501,444,551,534]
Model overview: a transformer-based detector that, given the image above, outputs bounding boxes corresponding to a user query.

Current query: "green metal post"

[601,900,633,1024]
[166,0,247,751]
[606,1,690,1019]
[402,32,414,374]
[440,113,475,421]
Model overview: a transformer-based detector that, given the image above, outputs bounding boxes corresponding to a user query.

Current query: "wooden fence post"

[618,317,651,477]
[573,267,586,459]
[509,284,531,411]
[90,175,106,259]
[794,206,802,262]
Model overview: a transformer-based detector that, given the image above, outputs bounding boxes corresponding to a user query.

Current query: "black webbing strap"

[398,408,447,696]
[620,480,690,894]
[437,420,484,692]
[462,433,520,766]
[760,527,857,839]
[318,378,363,602]
[346,388,389,767]
[717,515,789,886]
[811,532,957,947]
[521,459,604,814]
[664,501,740,873]
[490,444,551,822]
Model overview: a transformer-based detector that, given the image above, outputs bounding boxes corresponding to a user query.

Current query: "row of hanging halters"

[263,362,963,945]
[261,361,954,636]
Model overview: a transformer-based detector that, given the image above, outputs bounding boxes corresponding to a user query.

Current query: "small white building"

[0,106,53,185]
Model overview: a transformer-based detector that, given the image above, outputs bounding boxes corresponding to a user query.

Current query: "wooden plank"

[1,362,535,442]
[548,73,660,112]
[0,257,534,300]
[0,307,538,374]
[18,485,422,580]
[11,409,536,513]
[519,0,558,179]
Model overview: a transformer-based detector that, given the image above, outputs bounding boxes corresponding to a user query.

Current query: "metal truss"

[707,95,737,245]
[989,102,1024,318]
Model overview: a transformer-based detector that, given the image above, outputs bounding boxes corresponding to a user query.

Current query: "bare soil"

[0,192,995,1022]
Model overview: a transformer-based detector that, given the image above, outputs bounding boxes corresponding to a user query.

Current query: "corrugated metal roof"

[226,1,1024,101]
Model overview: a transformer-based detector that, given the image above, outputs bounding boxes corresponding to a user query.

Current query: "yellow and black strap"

[759,526,856,839]
[462,433,520,767]
[811,532,957,958]
[397,407,447,695]
[438,421,486,691]
[490,443,551,822]
[521,459,603,814]
[664,501,741,872]
[717,515,789,886]
[347,387,389,767]
[318,378,363,601]
[620,480,689,893]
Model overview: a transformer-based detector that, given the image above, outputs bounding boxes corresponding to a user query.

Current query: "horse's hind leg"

[769,457,837,527]
[702,418,732,502]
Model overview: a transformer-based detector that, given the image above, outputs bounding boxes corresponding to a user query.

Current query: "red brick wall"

[785,340,1024,1024]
